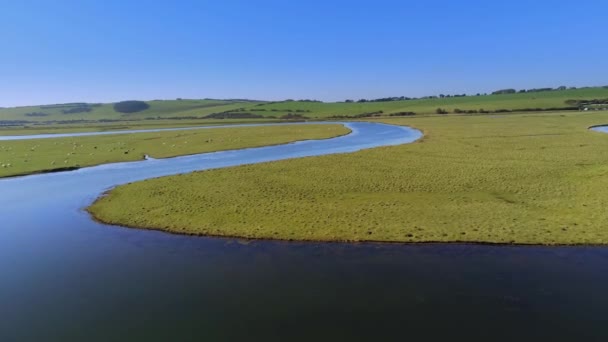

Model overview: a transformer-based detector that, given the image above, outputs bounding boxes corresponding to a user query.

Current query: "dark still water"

[1,123,607,341]
[3,227,608,341]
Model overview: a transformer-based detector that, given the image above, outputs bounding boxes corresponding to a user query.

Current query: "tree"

[113,101,150,113]
[492,89,517,95]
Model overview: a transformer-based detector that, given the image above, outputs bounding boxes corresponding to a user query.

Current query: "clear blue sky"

[1,0,607,107]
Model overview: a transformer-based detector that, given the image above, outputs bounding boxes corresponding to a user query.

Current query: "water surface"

[590,125,608,134]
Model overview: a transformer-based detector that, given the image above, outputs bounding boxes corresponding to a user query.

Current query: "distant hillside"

[247,86,608,118]
[0,99,258,124]
[1,86,607,125]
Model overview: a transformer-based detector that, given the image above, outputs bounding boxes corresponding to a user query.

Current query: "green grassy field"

[0,118,281,136]
[0,124,349,178]
[2,87,607,125]
[89,111,608,245]
[250,87,608,117]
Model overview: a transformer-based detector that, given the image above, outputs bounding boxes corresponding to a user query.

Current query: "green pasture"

[251,87,608,117]
[1,87,607,124]
[0,118,280,136]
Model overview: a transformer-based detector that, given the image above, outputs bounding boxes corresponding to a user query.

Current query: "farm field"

[90,111,608,245]
[0,124,349,178]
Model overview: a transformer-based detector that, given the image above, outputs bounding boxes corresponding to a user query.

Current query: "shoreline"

[86,208,608,247]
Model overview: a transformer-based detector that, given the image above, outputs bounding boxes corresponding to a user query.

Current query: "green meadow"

[90,111,608,245]
[0,124,349,178]
[2,87,607,126]
[251,87,608,117]
[0,118,280,136]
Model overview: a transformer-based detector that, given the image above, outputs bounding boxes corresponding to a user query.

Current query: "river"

[1,122,607,341]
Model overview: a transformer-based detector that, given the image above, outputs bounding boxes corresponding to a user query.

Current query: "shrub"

[565,99,608,106]
[492,89,516,95]
[526,87,555,93]
[389,112,416,117]
[62,106,93,114]
[113,101,150,114]
[204,112,264,119]
[436,108,448,114]
[280,113,310,120]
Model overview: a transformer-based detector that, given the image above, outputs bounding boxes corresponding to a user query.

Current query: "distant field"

[0,124,349,178]
[89,111,608,245]
[0,118,280,136]
[250,87,608,117]
[1,87,607,125]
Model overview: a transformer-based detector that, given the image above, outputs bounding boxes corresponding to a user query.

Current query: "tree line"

[347,85,593,103]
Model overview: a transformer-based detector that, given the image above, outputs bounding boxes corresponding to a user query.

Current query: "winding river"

[2,122,608,341]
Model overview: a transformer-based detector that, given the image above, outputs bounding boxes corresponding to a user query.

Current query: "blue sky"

[1,0,607,106]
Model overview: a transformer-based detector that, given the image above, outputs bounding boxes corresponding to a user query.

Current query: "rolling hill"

[1,86,607,125]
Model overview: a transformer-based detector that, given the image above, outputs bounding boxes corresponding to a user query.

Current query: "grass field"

[0,118,281,136]
[2,87,607,125]
[89,111,608,245]
[252,87,608,117]
[0,124,349,178]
